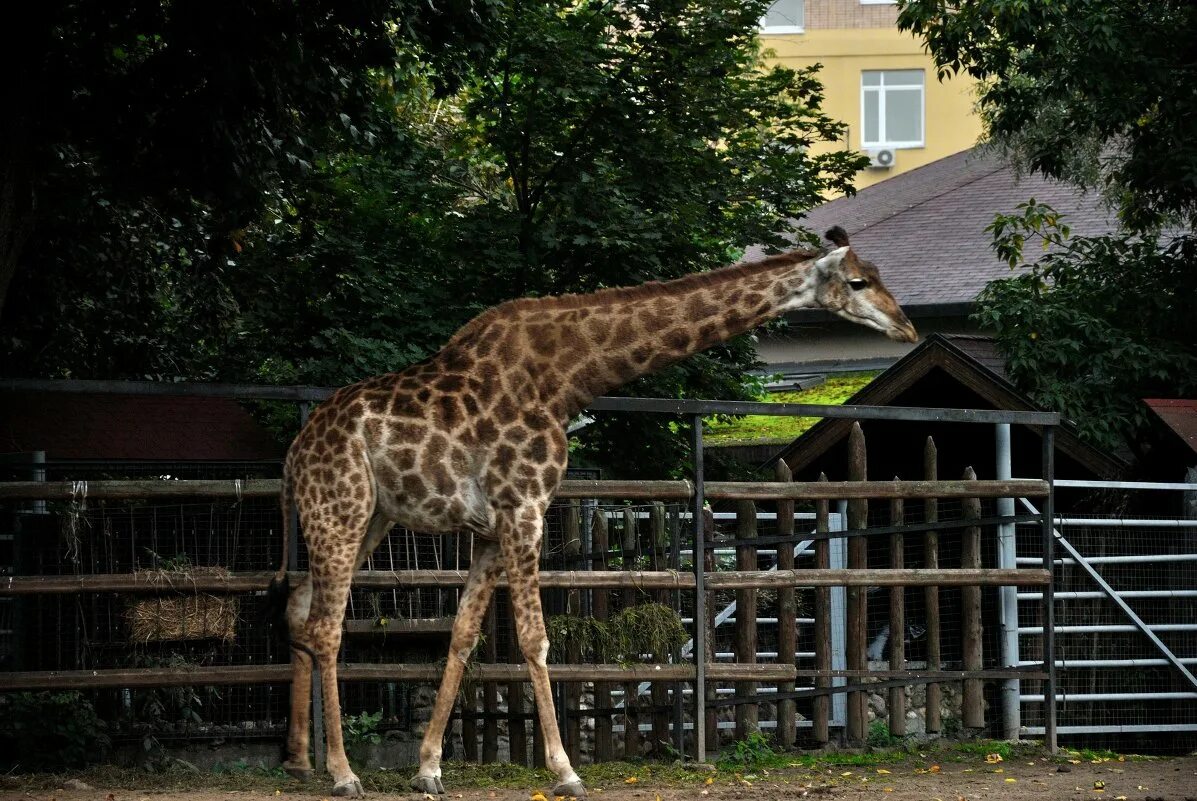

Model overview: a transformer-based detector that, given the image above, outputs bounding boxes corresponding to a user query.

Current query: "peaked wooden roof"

[770,333,1125,478]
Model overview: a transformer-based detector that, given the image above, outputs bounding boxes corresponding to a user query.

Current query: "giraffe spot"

[686,295,717,317]
[474,418,499,443]
[436,395,463,430]
[416,388,432,403]
[390,448,417,471]
[435,374,465,393]
[630,344,652,364]
[664,330,691,352]
[494,394,518,425]
[523,410,552,431]
[423,497,447,516]
[525,435,548,462]
[462,395,480,416]
[609,318,638,349]
[494,444,516,472]
[425,433,449,464]
[391,394,423,418]
[402,473,428,498]
[527,324,556,355]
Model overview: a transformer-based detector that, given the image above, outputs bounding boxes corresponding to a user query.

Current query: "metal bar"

[1021,692,1197,702]
[1054,479,1197,491]
[1021,496,1197,693]
[1040,426,1057,754]
[1018,590,1197,600]
[702,513,1041,550]
[704,479,1049,501]
[1021,659,1197,668]
[1018,554,1197,565]
[1023,724,1197,735]
[691,414,706,764]
[1019,624,1197,634]
[1054,517,1197,528]
[830,510,848,728]
[996,423,1019,741]
[1,378,1061,424]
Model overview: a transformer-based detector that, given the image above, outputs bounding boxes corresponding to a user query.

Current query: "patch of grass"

[705,372,878,445]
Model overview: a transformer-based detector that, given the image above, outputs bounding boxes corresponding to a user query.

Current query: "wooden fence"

[0,423,1054,760]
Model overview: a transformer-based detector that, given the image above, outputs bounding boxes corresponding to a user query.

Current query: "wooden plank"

[924,438,942,734]
[0,662,799,692]
[774,461,797,749]
[888,488,906,736]
[734,500,759,739]
[813,473,831,744]
[1,567,1049,595]
[962,466,985,729]
[702,508,717,761]
[0,478,1049,502]
[846,423,868,744]
[591,509,613,763]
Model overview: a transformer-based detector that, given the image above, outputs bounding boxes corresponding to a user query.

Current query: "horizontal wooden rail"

[0,477,1049,501]
[0,662,794,692]
[1,567,1049,595]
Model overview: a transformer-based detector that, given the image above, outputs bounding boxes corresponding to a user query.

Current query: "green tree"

[233,0,865,476]
[1,0,498,377]
[897,0,1197,230]
[898,0,1197,459]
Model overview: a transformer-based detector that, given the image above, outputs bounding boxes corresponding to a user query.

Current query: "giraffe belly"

[377,479,493,537]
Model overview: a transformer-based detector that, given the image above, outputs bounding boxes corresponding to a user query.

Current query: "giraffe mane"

[447,247,819,346]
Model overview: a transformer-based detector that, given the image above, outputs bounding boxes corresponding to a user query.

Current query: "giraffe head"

[810,226,917,343]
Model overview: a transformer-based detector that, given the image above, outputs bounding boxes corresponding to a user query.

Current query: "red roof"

[1144,398,1197,456]
[0,392,285,461]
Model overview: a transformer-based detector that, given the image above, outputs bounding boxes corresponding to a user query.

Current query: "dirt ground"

[3,755,1196,801]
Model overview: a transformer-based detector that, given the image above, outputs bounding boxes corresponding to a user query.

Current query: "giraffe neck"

[538,251,822,418]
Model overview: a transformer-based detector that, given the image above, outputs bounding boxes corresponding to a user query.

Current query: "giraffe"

[267,226,916,798]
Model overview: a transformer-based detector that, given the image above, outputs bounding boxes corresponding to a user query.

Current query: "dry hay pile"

[125,566,239,643]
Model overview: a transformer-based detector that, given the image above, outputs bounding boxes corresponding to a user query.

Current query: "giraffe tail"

[262,467,294,641]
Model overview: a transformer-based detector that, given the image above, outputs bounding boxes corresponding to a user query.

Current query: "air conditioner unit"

[867,148,896,169]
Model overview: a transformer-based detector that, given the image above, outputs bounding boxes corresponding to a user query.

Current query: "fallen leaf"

[1005,778,1017,783]
[876,769,891,775]
[883,788,894,793]
[929,765,941,774]
[1094,781,1106,790]
[985,753,1004,764]
[1115,796,1127,800]
[704,777,714,786]
[531,793,548,801]
[841,772,854,778]
[623,778,638,785]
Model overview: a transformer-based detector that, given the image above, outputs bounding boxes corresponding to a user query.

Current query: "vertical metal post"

[1040,425,1057,753]
[691,414,707,763]
[830,506,848,731]
[996,424,1020,740]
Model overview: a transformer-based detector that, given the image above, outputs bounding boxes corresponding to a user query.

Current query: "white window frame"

[860,69,926,149]
[759,0,805,35]
[859,1,897,5]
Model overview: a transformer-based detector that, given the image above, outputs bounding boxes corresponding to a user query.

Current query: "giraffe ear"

[815,246,848,274]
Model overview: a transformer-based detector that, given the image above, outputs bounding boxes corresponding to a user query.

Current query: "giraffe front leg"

[502,511,586,798]
[411,540,503,795]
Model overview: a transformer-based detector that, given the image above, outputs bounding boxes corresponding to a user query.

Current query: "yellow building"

[760,0,983,190]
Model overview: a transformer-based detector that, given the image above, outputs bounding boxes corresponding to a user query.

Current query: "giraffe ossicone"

[267,226,916,797]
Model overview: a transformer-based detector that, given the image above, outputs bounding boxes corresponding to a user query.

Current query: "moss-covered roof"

[704,372,878,446]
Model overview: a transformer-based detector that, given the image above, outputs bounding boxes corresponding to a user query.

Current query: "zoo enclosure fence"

[1,378,1059,765]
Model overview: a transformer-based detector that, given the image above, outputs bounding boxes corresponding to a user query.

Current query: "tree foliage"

[899,0,1197,461]
[977,203,1197,457]
[898,0,1197,230]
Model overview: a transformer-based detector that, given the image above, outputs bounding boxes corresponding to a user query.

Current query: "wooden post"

[962,466,985,729]
[591,509,613,762]
[888,482,906,736]
[735,499,760,739]
[774,461,797,749]
[482,604,499,762]
[924,438,942,734]
[813,473,831,744]
[650,502,670,755]
[506,587,527,765]
[846,423,869,743]
[564,501,582,764]
[622,506,641,759]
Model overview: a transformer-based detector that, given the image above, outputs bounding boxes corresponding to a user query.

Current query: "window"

[861,69,925,148]
[760,0,804,34]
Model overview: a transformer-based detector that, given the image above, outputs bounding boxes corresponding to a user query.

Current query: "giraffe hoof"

[409,775,444,795]
[552,780,587,798]
[283,765,314,782]
[332,777,365,798]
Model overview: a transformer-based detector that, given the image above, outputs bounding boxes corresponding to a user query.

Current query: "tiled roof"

[1143,398,1197,456]
[746,148,1119,308]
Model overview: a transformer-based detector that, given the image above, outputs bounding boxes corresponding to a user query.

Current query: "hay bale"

[125,566,239,643]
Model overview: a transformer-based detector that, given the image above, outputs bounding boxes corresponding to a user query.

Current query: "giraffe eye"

[847,278,868,291]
